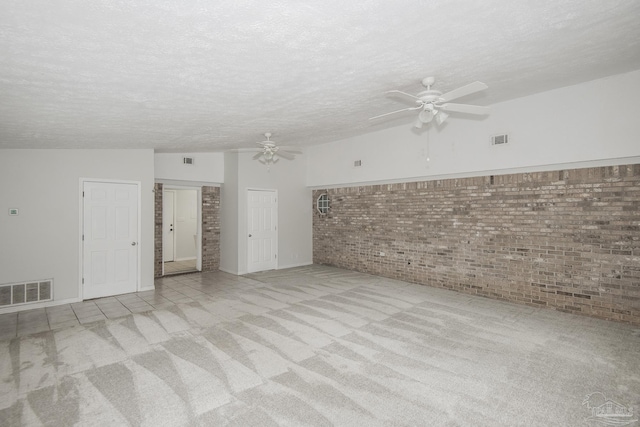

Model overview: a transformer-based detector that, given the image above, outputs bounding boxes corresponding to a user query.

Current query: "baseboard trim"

[277,261,313,269]
[218,267,240,275]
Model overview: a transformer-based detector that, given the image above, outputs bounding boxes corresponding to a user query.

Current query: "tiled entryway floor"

[0,270,260,341]
[163,259,198,275]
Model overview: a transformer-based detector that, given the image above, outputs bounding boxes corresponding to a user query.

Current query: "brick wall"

[313,164,640,325]
[154,183,163,278]
[201,186,220,272]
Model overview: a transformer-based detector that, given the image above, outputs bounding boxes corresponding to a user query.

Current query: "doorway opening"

[163,186,201,275]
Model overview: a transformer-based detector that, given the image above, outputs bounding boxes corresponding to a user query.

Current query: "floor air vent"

[0,280,53,307]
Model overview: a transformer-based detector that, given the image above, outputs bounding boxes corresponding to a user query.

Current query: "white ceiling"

[1,0,640,152]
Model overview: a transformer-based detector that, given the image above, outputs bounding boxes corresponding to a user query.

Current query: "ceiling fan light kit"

[435,111,449,125]
[416,109,434,128]
[370,77,490,129]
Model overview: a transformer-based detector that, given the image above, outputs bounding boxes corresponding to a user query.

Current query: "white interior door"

[83,181,139,299]
[163,190,175,262]
[247,189,277,273]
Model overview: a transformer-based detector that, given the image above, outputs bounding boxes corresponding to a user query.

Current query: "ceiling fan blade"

[369,105,422,120]
[252,152,263,160]
[386,90,421,100]
[275,151,296,160]
[440,103,490,115]
[279,146,302,154]
[439,81,488,102]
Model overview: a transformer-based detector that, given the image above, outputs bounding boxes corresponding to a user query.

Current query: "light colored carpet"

[0,265,638,426]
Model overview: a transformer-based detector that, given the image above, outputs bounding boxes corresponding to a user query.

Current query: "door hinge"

[82,278,84,284]
[82,191,84,197]
[275,254,277,259]
[82,234,84,241]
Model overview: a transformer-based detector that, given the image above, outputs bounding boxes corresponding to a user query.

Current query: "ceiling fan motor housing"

[417,90,443,104]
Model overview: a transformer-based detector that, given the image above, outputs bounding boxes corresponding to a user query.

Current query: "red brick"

[313,163,640,325]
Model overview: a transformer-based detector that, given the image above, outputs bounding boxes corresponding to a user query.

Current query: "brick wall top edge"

[314,163,639,195]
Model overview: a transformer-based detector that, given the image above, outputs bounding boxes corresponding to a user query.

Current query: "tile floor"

[0,270,257,341]
[163,259,198,275]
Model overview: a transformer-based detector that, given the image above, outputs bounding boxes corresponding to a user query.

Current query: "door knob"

[248,234,252,237]
[131,242,137,246]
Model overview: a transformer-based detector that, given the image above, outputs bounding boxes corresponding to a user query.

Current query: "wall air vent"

[0,279,53,307]
[491,134,509,146]
[183,157,194,165]
[354,160,362,167]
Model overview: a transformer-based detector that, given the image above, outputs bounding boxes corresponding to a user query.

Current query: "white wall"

[219,153,239,273]
[220,151,313,275]
[174,189,197,260]
[307,69,640,187]
[155,152,224,184]
[0,149,155,306]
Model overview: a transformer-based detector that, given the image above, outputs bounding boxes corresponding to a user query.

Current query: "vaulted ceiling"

[1,0,639,152]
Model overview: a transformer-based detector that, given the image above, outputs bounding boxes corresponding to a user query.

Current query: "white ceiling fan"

[252,133,300,166]
[370,77,490,128]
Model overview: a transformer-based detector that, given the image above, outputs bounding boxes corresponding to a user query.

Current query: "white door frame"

[246,188,278,273]
[162,185,202,275]
[78,178,142,300]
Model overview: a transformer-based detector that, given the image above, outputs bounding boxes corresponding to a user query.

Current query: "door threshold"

[163,270,200,277]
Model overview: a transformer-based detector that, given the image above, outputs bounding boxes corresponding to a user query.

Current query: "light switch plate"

[9,208,18,216]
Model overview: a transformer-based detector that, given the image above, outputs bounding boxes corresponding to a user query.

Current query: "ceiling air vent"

[354,160,362,167]
[491,134,509,146]
[183,157,194,165]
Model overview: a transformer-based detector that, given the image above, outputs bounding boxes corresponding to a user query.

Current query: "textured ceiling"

[1,0,640,152]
